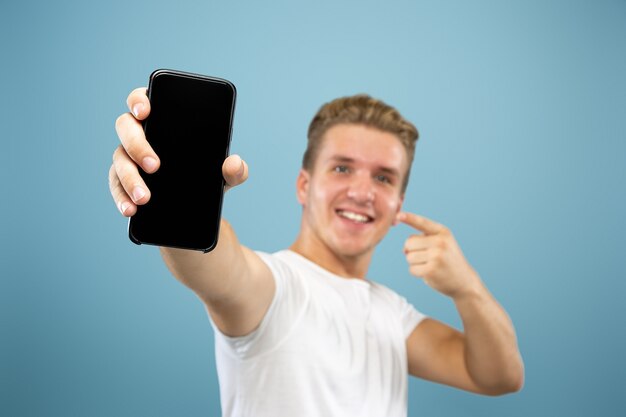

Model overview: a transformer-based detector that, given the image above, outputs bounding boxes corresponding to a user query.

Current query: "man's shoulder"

[252,250,311,296]
[368,280,406,304]
[254,249,324,276]
[254,249,299,274]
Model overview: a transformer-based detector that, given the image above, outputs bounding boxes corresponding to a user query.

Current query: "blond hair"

[303,94,419,192]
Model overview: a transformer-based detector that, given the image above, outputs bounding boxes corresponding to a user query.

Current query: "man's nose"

[346,176,375,204]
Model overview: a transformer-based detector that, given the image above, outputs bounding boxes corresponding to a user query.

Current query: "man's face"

[296,123,408,259]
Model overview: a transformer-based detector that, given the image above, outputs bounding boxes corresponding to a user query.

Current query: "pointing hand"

[397,212,482,299]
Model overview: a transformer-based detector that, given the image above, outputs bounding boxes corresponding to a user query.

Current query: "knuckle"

[110,179,126,201]
[112,145,125,162]
[116,163,138,189]
[115,113,129,131]
[117,168,136,189]
[110,183,131,212]
[405,234,418,248]
[409,252,422,264]
[131,87,147,99]
[115,114,123,129]
[124,135,144,158]
[108,164,118,187]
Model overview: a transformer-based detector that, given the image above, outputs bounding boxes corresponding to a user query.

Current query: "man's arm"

[397,212,524,395]
[109,88,275,337]
[159,221,274,337]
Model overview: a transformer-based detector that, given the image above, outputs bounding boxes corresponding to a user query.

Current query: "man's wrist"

[451,273,489,305]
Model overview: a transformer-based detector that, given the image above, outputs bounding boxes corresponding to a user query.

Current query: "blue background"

[2,0,625,416]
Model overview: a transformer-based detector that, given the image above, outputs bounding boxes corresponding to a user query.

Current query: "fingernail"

[132,103,144,118]
[119,201,131,215]
[143,156,158,173]
[132,186,146,202]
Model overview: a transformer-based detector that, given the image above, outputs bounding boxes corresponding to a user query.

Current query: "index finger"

[126,87,151,120]
[115,111,160,174]
[396,212,445,235]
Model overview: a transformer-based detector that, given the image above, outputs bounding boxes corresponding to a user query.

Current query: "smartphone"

[128,69,236,252]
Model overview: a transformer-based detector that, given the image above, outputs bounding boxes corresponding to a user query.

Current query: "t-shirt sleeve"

[374,283,427,339]
[397,294,427,339]
[209,251,308,360]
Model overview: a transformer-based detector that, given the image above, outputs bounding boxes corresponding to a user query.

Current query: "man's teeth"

[338,210,370,223]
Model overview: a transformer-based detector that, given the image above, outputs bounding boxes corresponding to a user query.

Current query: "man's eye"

[334,166,349,173]
[375,175,391,184]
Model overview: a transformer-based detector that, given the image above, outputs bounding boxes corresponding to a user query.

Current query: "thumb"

[222,154,249,192]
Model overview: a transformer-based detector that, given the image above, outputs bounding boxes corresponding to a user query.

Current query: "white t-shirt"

[210,250,426,417]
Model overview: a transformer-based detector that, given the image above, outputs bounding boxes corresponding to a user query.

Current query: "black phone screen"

[128,69,236,252]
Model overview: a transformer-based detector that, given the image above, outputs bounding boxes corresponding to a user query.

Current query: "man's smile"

[336,209,374,224]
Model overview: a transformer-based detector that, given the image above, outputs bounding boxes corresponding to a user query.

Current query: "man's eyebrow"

[329,156,355,164]
[328,155,400,177]
[378,166,401,177]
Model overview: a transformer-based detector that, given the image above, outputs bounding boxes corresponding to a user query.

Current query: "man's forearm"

[454,279,524,394]
[159,219,248,303]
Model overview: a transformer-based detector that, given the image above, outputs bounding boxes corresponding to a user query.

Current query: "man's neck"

[289,233,373,279]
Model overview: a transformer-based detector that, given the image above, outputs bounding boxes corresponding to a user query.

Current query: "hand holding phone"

[110,69,238,252]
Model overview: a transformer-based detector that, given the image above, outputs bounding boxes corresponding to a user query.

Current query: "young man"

[110,90,524,416]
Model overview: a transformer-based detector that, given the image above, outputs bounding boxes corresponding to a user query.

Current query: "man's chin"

[332,241,376,260]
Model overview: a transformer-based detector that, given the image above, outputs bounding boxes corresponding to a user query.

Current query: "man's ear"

[296,169,310,205]
[392,193,405,226]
